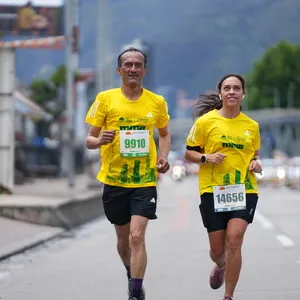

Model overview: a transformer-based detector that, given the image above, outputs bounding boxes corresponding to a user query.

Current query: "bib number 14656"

[213,184,246,212]
[216,192,244,203]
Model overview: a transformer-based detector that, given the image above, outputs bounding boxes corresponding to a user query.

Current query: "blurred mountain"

[1,0,300,117]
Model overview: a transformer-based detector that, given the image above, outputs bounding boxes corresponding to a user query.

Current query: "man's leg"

[115,223,131,279]
[224,218,248,298]
[129,215,148,299]
[128,186,157,299]
[102,184,132,296]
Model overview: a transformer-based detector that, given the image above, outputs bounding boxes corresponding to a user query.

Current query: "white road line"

[255,210,295,248]
[0,271,10,280]
[255,210,274,229]
[276,234,294,247]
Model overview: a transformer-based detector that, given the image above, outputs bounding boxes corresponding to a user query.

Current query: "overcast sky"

[0,0,63,6]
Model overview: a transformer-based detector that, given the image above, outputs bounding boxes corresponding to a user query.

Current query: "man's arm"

[85,126,102,149]
[85,126,116,149]
[157,125,171,159]
[156,125,171,173]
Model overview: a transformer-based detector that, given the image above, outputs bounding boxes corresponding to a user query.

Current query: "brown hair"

[193,73,245,119]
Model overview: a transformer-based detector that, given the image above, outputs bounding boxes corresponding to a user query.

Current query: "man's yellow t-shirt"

[85,88,170,188]
[186,109,260,195]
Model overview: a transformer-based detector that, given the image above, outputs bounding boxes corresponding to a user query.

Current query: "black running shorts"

[102,184,158,226]
[199,193,258,233]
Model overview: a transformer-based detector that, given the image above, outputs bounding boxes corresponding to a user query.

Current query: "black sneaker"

[140,287,145,300]
[127,279,145,300]
[128,298,138,300]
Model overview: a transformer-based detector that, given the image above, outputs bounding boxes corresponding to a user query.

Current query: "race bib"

[120,130,149,157]
[213,184,246,212]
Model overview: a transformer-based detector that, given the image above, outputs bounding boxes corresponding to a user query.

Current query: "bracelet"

[251,157,262,165]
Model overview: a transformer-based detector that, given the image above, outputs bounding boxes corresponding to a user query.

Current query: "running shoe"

[209,264,226,289]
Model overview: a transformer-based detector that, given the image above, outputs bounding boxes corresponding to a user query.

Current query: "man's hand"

[99,130,116,145]
[85,130,115,149]
[207,153,227,165]
[156,157,170,174]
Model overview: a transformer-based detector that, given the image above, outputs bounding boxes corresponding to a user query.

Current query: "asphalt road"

[0,175,299,300]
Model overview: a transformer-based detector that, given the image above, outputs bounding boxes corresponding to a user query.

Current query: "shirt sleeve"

[85,93,107,128]
[186,118,205,148]
[156,96,170,128]
[253,123,261,151]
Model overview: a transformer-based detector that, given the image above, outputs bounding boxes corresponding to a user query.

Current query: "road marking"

[276,234,294,247]
[256,211,295,248]
[0,271,10,280]
[255,210,274,229]
[8,264,25,270]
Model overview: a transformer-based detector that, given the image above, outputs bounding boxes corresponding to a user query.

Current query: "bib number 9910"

[120,130,149,157]
[124,138,146,149]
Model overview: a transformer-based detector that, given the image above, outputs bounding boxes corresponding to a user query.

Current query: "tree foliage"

[28,79,57,106]
[28,64,81,114]
[246,41,300,109]
[51,64,67,88]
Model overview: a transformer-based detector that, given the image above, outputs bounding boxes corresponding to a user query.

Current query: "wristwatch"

[201,154,207,164]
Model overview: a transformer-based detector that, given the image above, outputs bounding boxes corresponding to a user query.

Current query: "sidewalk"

[0,174,104,261]
[0,217,64,261]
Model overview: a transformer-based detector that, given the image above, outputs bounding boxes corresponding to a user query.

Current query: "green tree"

[246,41,300,109]
[51,64,67,88]
[51,64,82,88]
[28,79,57,106]
[28,64,82,116]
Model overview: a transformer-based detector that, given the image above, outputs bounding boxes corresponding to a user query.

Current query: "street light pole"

[96,0,113,92]
[96,0,105,93]
[0,49,15,191]
[65,0,79,187]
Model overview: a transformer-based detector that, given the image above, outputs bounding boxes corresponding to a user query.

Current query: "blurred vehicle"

[171,159,187,181]
[171,165,186,181]
[256,158,286,187]
[185,162,199,175]
[285,156,300,190]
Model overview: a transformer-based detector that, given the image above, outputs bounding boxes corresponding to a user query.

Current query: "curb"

[0,228,65,262]
[0,192,105,230]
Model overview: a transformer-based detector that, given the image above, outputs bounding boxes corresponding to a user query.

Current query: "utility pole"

[0,49,15,191]
[65,0,79,187]
[96,0,114,92]
[96,0,107,93]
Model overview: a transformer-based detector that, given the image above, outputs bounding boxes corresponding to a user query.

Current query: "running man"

[85,47,171,300]
[185,74,262,300]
